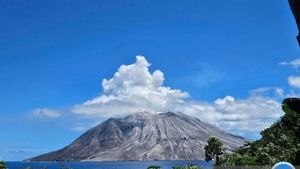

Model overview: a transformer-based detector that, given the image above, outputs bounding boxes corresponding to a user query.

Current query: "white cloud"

[72,56,283,136]
[250,87,284,98]
[288,76,300,88]
[280,58,300,68]
[209,96,282,132]
[72,55,188,118]
[32,108,61,118]
[280,59,300,94]
[175,95,282,134]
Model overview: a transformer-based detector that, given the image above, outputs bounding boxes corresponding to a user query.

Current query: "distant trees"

[204,137,223,165]
[147,165,161,169]
[0,161,7,169]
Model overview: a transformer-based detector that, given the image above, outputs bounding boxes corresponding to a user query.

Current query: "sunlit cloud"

[288,76,300,88]
[71,56,283,136]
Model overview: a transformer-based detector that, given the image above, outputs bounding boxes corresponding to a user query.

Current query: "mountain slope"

[28,112,247,161]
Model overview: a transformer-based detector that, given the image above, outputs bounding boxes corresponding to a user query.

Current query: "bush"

[0,161,7,169]
[172,165,202,169]
[147,165,161,169]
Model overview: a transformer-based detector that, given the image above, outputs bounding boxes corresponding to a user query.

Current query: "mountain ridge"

[28,112,248,161]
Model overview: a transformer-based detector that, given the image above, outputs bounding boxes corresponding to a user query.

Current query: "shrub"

[0,161,7,169]
[172,165,202,169]
[147,165,161,169]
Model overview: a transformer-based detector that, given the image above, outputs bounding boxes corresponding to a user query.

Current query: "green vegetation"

[215,98,300,166]
[0,161,7,169]
[147,165,161,169]
[172,165,202,169]
[204,137,223,165]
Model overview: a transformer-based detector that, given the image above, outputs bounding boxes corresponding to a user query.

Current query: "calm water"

[7,161,212,169]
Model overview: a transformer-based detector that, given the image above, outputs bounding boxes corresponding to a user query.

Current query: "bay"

[7,161,212,169]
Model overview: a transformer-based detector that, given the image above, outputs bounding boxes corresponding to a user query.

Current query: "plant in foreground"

[0,161,7,169]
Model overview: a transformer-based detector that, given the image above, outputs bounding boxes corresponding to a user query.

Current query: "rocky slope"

[28,112,247,161]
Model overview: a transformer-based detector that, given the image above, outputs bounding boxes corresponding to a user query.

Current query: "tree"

[0,161,7,169]
[217,98,300,166]
[147,165,161,169]
[204,137,223,165]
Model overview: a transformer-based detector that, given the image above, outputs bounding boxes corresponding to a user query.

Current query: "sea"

[6,160,213,169]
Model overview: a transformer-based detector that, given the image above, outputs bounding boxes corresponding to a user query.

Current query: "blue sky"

[0,0,300,161]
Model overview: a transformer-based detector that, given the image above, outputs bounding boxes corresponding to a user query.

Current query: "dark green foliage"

[205,137,223,165]
[283,98,300,114]
[218,99,300,166]
[0,161,7,169]
[147,165,161,169]
[172,165,202,169]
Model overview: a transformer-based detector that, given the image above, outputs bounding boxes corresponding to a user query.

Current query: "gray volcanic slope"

[28,112,247,161]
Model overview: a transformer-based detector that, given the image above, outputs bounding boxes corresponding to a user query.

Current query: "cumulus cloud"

[210,96,281,132]
[174,95,282,135]
[280,58,300,68]
[32,108,61,118]
[72,56,188,117]
[72,56,283,136]
[288,76,300,88]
